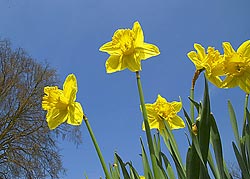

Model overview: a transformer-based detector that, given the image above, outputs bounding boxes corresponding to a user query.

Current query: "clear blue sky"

[1,0,250,178]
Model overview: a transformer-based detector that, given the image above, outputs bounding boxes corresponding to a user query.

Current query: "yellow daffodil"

[99,21,160,73]
[221,40,250,93]
[187,43,224,87]
[139,176,145,179]
[42,74,84,130]
[142,95,185,132]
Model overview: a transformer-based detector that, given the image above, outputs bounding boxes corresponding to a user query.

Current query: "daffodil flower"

[187,43,224,87]
[221,40,250,93]
[42,74,84,130]
[142,94,185,132]
[99,21,160,73]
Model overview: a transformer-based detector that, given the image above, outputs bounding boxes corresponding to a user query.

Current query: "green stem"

[136,71,159,179]
[243,93,249,135]
[190,88,195,123]
[84,116,111,179]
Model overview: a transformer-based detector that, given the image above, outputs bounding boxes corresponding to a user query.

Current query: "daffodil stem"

[243,93,249,134]
[136,71,159,179]
[190,88,195,123]
[84,116,111,179]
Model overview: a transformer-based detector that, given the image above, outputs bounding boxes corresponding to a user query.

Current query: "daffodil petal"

[187,51,203,70]
[237,40,250,57]
[168,116,185,129]
[99,41,121,55]
[223,42,236,55]
[205,73,223,87]
[194,43,206,60]
[46,108,68,130]
[123,54,141,72]
[67,102,84,125]
[132,21,144,46]
[63,74,77,103]
[238,75,250,94]
[221,76,238,88]
[105,55,123,73]
[171,101,182,112]
[138,43,160,60]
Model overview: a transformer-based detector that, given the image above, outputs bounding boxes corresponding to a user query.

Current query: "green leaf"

[232,142,250,179]
[228,101,240,148]
[162,120,185,173]
[186,146,199,179]
[160,152,176,179]
[140,138,153,179]
[207,150,219,179]
[210,114,226,179]
[168,141,186,179]
[110,154,121,179]
[115,153,130,179]
[188,96,200,114]
[197,77,211,179]
[128,163,140,179]
[245,110,250,167]
[183,108,206,169]
[199,78,211,163]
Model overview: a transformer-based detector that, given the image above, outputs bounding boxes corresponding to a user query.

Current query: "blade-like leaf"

[210,114,226,179]
[161,152,176,179]
[186,146,199,179]
[232,142,250,179]
[199,78,211,163]
[140,138,153,179]
[115,153,130,179]
[207,150,219,179]
[228,101,240,148]
[198,77,211,179]
[168,141,186,179]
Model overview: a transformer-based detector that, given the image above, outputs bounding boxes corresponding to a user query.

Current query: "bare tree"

[0,39,82,179]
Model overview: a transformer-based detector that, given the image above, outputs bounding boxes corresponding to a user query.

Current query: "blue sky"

[1,0,250,178]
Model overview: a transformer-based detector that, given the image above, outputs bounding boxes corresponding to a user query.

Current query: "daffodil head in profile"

[221,40,250,93]
[42,74,84,130]
[142,94,185,132]
[187,43,224,87]
[99,21,160,73]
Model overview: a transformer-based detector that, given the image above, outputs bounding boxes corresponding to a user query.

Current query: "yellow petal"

[105,55,123,73]
[205,73,223,87]
[171,101,182,112]
[221,76,238,88]
[67,102,84,125]
[223,42,236,56]
[238,76,250,94]
[123,54,141,72]
[168,115,185,129]
[132,21,144,46]
[63,74,77,103]
[156,94,167,103]
[237,40,250,57]
[194,43,206,60]
[46,108,68,130]
[99,41,121,55]
[138,43,160,60]
[187,51,203,70]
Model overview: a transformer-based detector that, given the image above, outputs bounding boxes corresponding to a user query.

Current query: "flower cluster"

[188,40,250,93]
